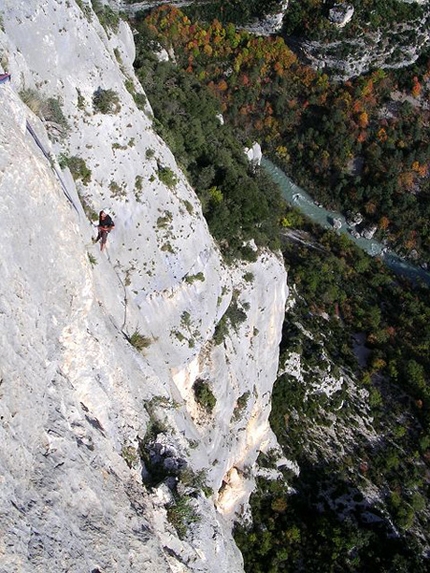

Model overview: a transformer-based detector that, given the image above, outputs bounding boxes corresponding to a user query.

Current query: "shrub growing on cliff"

[167,495,200,539]
[193,379,216,413]
[128,329,151,351]
[185,272,205,284]
[93,88,121,114]
[76,0,92,21]
[87,252,97,266]
[121,444,139,469]
[157,165,177,188]
[19,89,69,138]
[59,154,92,185]
[232,391,250,422]
[91,0,120,32]
[213,294,248,345]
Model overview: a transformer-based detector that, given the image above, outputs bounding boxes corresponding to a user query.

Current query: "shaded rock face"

[0,1,288,571]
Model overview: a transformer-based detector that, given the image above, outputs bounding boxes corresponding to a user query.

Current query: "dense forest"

[235,220,430,572]
[136,4,430,264]
[184,0,283,26]
[282,0,426,40]
[132,11,285,260]
[128,4,430,571]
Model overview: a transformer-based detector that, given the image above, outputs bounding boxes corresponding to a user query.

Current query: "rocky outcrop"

[328,4,354,28]
[244,141,263,167]
[0,1,288,571]
[291,0,430,80]
[243,0,289,36]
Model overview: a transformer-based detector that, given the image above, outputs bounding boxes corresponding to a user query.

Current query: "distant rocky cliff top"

[282,0,430,80]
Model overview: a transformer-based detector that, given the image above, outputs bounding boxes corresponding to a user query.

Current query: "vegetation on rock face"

[166,494,200,539]
[138,398,208,539]
[193,379,216,413]
[58,154,92,185]
[91,0,121,32]
[19,88,69,139]
[213,292,249,345]
[92,88,121,114]
[128,330,151,352]
[157,165,177,189]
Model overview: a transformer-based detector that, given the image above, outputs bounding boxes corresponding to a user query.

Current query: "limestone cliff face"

[0,1,288,571]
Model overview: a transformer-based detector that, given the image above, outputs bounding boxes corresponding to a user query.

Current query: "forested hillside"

[135,4,430,264]
[235,220,430,572]
[132,11,285,260]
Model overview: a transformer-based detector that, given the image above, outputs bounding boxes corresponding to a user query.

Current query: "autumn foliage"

[142,5,430,261]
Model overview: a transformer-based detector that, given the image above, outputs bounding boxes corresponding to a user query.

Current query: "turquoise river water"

[262,157,430,287]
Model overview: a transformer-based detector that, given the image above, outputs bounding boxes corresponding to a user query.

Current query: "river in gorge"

[262,157,430,287]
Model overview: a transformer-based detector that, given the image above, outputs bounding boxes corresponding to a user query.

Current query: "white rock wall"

[0,1,288,570]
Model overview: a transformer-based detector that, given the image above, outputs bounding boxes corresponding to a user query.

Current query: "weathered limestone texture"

[0,1,288,571]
